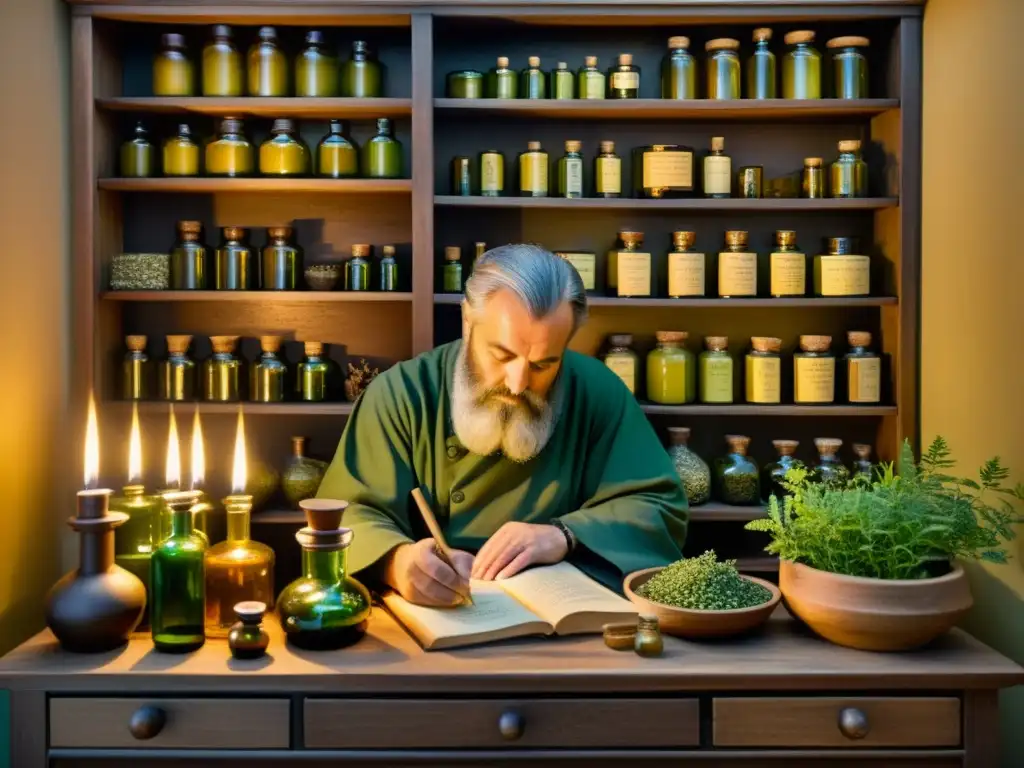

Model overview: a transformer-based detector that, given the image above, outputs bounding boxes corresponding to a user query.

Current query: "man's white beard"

[451,341,560,463]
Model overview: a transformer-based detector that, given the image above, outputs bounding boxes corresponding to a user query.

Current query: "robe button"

[446,446,459,459]
[451,490,465,504]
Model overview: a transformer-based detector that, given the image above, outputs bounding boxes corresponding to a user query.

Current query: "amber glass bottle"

[248,26,288,97]
[296,30,338,97]
[153,33,194,96]
[202,25,243,96]
[120,122,154,178]
[163,124,200,177]
[802,157,824,198]
[316,120,358,178]
[341,40,383,97]
[206,118,254,177]
[260,119,310,176]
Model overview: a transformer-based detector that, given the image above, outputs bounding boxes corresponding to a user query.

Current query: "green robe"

[317,340,688,590]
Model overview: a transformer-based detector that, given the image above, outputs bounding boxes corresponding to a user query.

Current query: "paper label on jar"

[701,358,733,403]
[558,252,596,291]
[668,252,705,297]
[616,252,651,297]
[818,255,870,296]
[745,356,781,403]
[794,357,836,403]
[770,251,807,296]
[597,157,621,194]
[718,251,757,296]
[642,151,693,189]
[611,71,639,90]
[564,158,583,196]
[583,72,605,99]
[703,156,732,195]
[481,153,504,193]
[605,357,636,393]
[848,357,881,403]
[519,152,548,194]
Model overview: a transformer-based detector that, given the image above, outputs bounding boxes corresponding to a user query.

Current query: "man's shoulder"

[563,348,631,394]
[362,340,455,408]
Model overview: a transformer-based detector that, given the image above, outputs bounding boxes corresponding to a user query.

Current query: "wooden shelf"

[123,402,354,416]
[434,196,898,211]
[736,556,780,573]
[434,98,899,120]
[689,503,767,522]
[102,291,413,303]
[435,294,897,308]
[98,178,412,193]
[97,97,412,119]
[639,403,896,416]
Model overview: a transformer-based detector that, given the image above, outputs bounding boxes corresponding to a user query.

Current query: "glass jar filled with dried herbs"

[666,427,711,506]
[762,439,801,501]
[812,437,848,485]
[713,435,760,505]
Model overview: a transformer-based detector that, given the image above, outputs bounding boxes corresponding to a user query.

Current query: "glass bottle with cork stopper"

[827,36,870,99]
[793,335,835,404]
[801,157,824,198]
[153,33,194,96]
[577,55,606,99]
[122,335,151,400]
[341,40,383,97]
[346,244,371,291]
[813,438,848,484]
[667,230,705,298]
[602,334,639,395]
[316,120,359,178]
[521,56,547,99]
[163,123,200,177]
[703,136,731,198]
[263,226,303,290]
[762,440,801,501]
[202,24,242,96]
[717,230,757,298]
[608,53,640,98]
[480,149,505,197]
[160,335,196,401]
[487,56,518,98]
[851,443,874,479]
[248,26,288,97]
[250,335,288,403]
[282,437,329,508]
[519,141,549,197]
[260,119,310,176]
[814,236,870,296]
[363,118,402,179]
[699,336,733,404]
[170,220,207,290]
[746,28,776,99]
[831,140,868,197]
[121,122,154,178]
[845,330,881,404]
[297,341,332,402]
[151,490,207,653]
[214,226,254,290]
[769,229,806,297]
[206,118,254,177]
[442,246,462,292]
[662,36,696,99]
[633,144,695,198]
[557,141,584,198]
[713,436,761,506]
[782,30,822,99]
[594,140,621,198]
[666,427,711,506]
[295,30,338,97]
[551,61,575,99]
[646,331,696,404]
[607,231,652,298]
[204,335,243,402]
[705,38,741,99]
[378,244,398,291]
[745,336,782,404]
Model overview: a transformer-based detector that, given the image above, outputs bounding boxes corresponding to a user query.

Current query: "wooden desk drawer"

[306,698,699,749]
[50,697,290,749]
[713,696,961,748]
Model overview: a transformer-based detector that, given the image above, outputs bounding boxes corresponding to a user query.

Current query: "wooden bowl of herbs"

[624,551,781,639]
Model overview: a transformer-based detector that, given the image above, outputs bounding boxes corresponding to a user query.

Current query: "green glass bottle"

[251,335,288,402]
[577,56,605,100]
[812,438,848,485]
[827,36,870,99]
[442,246,462,292]
[487,56,518,98]
[295,30,338,97]
[214,226,255,290]
[607,53,639,99]
[746,28,777,99]
[378,244,398,291]
[661,36,696,99]
[110,480,161,630]
[297,341,331,401]
[120,122,154,178]
[163,123,200,177]
[340,40,383,97]
[160,335,196,401]
[263,226,303,290]
[762,440,801,501]
[851,443,874,479]
[362,118,402,178]
[551,61,575,99]
[204,335,242,401]
[248,26,288,97]
[151,490,207,653]
[520,56,547,99]
[316,120,358,178]
[346,243,370,291]
[782,30,822,99]
[259,119,310,176]
[831,140,868,197]
[153,33,194,96]
[705,38,741,99]
[122,335,150,400]
[170,220,207,290]
[557,140,584,198]
[202,25,243,96]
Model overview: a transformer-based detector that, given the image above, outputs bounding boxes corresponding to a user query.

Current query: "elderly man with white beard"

[316,243,688,607]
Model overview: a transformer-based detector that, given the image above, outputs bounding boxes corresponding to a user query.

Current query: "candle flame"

[84,393,100,489]
[165,405,181,489]
[128,402,142,484]
[191,408,205,490]
[231,408,247,494]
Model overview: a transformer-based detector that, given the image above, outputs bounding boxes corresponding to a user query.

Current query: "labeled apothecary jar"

[647,331,696,404]
[699,336,733,403]
[206,119,255,177]
[827,36,870,98]
[745,336,782,404]
[713,435,760,506]
[814,236,870,297]
[666,427,711,506]
[705,38,741,99]
[793,335,835,404]
[603,334,638,395]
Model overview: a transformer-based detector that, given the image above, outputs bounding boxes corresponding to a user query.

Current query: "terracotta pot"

[779,560,973,651]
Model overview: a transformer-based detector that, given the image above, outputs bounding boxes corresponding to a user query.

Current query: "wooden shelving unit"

[97,177,412,193]
[435,294,898,308]
[434,195,898,210]
[98,96,413,118]
[102,291,413,303]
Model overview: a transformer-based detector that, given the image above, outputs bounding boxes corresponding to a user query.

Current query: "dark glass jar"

[705,38,741,100]
[297,341,332,401]
[551,61,575,99]
[121,122,154,178]
[206,118,254,177]
[827,36,870,99]
[214,226,255,290]
[346,243,370,291]
[251,335,288,403]
[813,437,848,485]
[442,246,462,292]
[260,119,310,176]
[851,443,874,479]
[163,123,200,177]
[295,30,338,97]
[666,427,711,506]
[170,220,207,290]
[520,56,547,99]
[340,40,383,97]
[153,33,194,96]
[228,601,270,659]
[782,30,822,99]
[316,120,359,178]
[487,56,518,98]
[263,226,303,290]
[577,55,606,100]
[661,36,696,99]
[122,335,151,400]
[204,335,243,401]
[607,53,639,99]
[151,491,206,653]
[248,26,288,97]
[160,334,196,401]
[378,244,398,291]
[746,28,776,99]
[713,435,760,505]
[202,25,243,96]
[451,156,472,195]
[282,436,329,508]
[762,439,800,501]
[831,139,868,198]
[363,118,402,178]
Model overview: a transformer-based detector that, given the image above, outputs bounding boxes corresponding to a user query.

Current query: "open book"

[382,562,637,650]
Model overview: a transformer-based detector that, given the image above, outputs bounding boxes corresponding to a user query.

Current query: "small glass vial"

[699,336,733,404]
[738,166,763,199]
[122,335,151,400]
[602,334,639,395]
[297,341,331,402]
[340,40,383,98]
[746,28,776,99]
[633,615,663,658]
[317,120,358,178]
[153,33,194,96]
[228,601,270,660]
[520,56,547,99]
[703,136,731,198]
[607,230,651,298]
[202,25,243,96]
[762,439,800,501]
[667,230,705,298]
[717,230,757,298]
[813,438,848,485]
[845,330,881,404]
[473,241,487,271]
[662,36,696,99]
[251,335,288,403]
[260,119,310,176]
[705,38,741,100]
[204,335,243,402]
[827,36,870,99]
[378,245,398,291]
[263,226,302,290]
[248,26,288,97]
[163,123,200,177]
[557,140,584,198]
[346,244,371,291]
[782,30,822,99]
[794,335,835,404]
[551,61,575,99]
[745,336,782,404]
[480,149,505,197]
[214,226,255,290]
[851,443,874,479]
[801,157,824,198]
[646,331,696,405]
[814,236,870,296]
[160,334,196,401]
[487,56,518,99]
[594,140,621,198]
[295,30,338,97]
[556,251,597,292]
[442,246,462,292]
[363,118,402,179]
[769,230,806,297]
[831,139,868,198]
[170,220,207,290]
[451,156,472,196]
[578,56,606,100]
[713,435,761,506]
[608,53,639,99]
[121,122,154,178]
[206,118,254,177]
[519,141,549,197]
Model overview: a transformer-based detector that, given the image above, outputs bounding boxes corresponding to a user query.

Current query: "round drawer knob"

[129,705,167,741]
[837,707,870,740]
[498,710,525,741]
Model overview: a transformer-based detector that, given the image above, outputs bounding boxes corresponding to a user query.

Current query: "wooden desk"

[2,611,1021,767]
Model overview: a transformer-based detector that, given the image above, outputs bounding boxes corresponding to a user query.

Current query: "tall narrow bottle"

[594,140,621,198]
[442,246,462,292]
[110,481,161,630]
[557,140,584,198]
[214,226,255,290]
[378,244,398,291]
[152,491,207,653]
[746,28,776,99]
[263,226,302,290]
[160,334,196,401]
[577,56,605,99]
[346,244,370,291]
[521,56,546,98]
[170,220,207,290]
[122,335,151,400]
[703,136,731,198]
[661,36,696,99]
[473,241,487,271]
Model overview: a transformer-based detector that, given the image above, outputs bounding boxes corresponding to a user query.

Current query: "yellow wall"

[922,0,1024,763]
[0,0,70,654]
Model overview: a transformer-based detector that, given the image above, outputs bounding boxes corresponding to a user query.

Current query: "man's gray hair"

[464,243,588,331]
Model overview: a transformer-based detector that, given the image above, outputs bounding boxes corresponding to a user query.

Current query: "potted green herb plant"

[746,437,1022,651]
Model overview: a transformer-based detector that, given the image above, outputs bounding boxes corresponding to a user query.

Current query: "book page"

[498,562,637,635]
[382,581,553,651]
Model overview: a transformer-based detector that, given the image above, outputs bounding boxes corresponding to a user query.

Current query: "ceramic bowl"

[305,264,341,291]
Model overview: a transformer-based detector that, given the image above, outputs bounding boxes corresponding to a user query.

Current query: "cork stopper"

[838,139,862,153]
[474,242,487,257]
[258,26,277,41]
[668,36,690,49]
[705,38,740,51]
[773,439,799,456]
[212,25,232,40]
[565,140,582,153]
[725,230,748,247]
[585,55,598,67]
[220,118,243,135]
[753,28,773,43]
[751,336,782,353]
[608,333,633,347]
[655,331,688,345]
[526,140,542,151]
[382,245,396,258]
[166,334,192,355]
[618,230,644,248]
[799,335,832,353]
[162,33,186,49]
[267,226,292,240]
[497,56,509,68]
[304,341,323,357]
[815,437,843,457]
[667,426,691,446]
[704,336,728,352]
[351,244,371,258]
[125,335,147,352]
[672,230,696,250]
[599,140,615,153]
[852,443,872,460]
[291,435,307,456]
[259,335,282,353]
[775,230,797,247]
[271,118,295,134]
[784,30,816,45]
[725,435,751,455]
[223,226,244,241]
[618,53,633,66]
[299,498,349,532]
[847,331,872,347]
[827,36,870,49]
[711,136,725,152]
[178,220,202,235]
[444,246,461,262]
[210,335,239,355]
[804,157,823,168]
[528,56,540,67]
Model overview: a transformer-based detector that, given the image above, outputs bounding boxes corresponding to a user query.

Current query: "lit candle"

[164,405,181,491]
[78,392,110,521]
[232,407,247,495]
[191,407,205,491]
[128,401,143,486]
